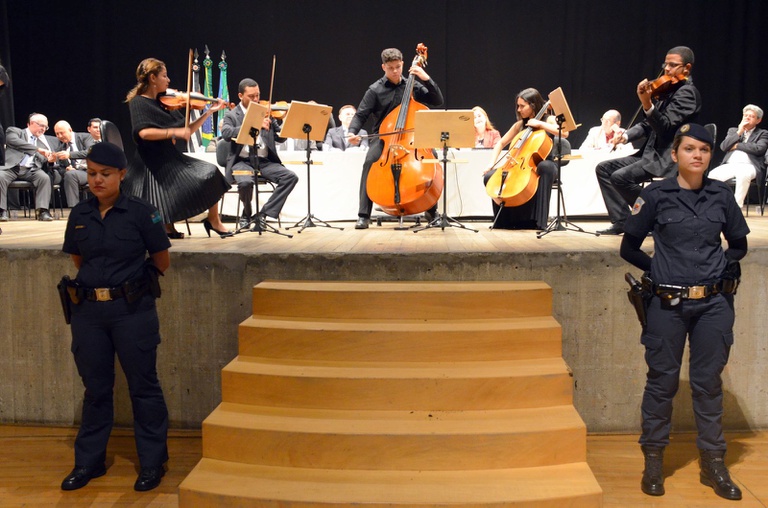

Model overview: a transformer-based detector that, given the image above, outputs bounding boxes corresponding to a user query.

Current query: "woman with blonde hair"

[472,106,501,148]
[124,58,230,238]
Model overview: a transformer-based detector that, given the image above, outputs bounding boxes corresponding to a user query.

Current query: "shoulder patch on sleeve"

[631,197,645,215]
[150,211,162,224]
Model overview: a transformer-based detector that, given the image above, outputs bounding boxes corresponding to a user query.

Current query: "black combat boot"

[640,445,665,496]
[699,449,742,500]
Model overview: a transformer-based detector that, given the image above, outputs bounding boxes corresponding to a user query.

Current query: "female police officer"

[620,123,748,500]
[60,142,171,492]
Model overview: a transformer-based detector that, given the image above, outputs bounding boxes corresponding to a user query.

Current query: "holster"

[57,276,73,324]
[625,272,650,327]
[145,260,163,299]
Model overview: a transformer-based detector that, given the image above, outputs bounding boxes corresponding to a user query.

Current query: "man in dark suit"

[707,104,768,209]
[324,104,369,151]
[0,113,56,221]
[595,46,702,235]
[220,78,298,230]
[53,120,97,206]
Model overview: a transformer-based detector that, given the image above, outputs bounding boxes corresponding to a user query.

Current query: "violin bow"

[267,55,277,120]
[184,49,193,133]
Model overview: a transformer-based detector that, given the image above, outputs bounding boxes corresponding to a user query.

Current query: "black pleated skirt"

[124,141,229,224]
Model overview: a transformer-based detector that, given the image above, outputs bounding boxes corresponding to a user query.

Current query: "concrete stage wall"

[2,246,767,434]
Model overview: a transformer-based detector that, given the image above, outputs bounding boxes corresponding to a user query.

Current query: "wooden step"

[238,315,562,361]
[179,458,603,507]
[252,280,552,320]
[221,356,573,410]
[201,402,586,470]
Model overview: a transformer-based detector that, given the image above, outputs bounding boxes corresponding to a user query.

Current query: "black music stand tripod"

[282,101,342,233]
[228,102,292,238]
[412,109,477,233]
[537,86,598,238]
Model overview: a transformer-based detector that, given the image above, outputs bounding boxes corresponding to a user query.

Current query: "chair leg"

[185,219,191,235]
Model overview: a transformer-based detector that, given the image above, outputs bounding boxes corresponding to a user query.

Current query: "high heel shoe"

[203,219,231,238]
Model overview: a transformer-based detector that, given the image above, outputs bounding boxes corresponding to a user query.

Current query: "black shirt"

[623,177,749,285]
[63,193,171,288]
[348,75,444,135]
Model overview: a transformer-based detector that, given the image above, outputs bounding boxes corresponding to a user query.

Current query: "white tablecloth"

[190,147,637,222]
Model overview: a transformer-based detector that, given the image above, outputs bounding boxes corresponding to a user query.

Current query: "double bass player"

[347,47,444,229]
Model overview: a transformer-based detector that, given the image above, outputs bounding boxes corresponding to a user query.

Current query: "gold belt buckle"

[688,286,706,299]
[94,288,112,302]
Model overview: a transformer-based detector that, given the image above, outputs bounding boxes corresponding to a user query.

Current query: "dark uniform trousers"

[640,292,734,451]
[231,157,298,220]
[70,294,169,469]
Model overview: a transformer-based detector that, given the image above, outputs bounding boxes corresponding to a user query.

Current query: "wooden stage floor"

[3,210,768,255]
[1,425,767,507]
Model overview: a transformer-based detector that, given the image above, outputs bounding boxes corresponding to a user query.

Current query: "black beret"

[674,123,714,148]
[86,142,127,169]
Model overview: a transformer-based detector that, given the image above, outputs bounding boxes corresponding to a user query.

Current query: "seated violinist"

[595,46,701,235]
[483,88,566,230]
[220,78,298,230]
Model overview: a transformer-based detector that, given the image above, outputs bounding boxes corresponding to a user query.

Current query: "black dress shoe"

[355,216,370,229]
[0,209,8,222]
[61,465,106,491]
[38,209,54,221]
[597,223,624,235]
[251,214,268,232]
[134,466,165,491]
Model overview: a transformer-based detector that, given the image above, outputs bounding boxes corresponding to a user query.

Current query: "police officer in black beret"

[620,123,749,500]
[60,142,171,492]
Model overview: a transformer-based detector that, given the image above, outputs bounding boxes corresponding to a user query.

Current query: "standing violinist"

[595,46,701,235]
[347,47,444,229]
[484,88,565,230]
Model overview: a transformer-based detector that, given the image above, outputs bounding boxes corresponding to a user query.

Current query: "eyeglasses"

[662,61,684,70]
[32,120,49,131]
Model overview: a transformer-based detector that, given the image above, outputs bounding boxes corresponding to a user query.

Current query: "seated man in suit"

[53,120,97,207]
[86,118,102,143]
[221,78,298,230]
[324,105,369,151]
[707,104,768,209]
[0,113,56,221]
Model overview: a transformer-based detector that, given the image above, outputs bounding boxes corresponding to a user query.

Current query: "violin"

[159,89,230,111]
[260,100,290,119]
[484,101,553,207]
[366,43,443,217]
[645,72,687,98]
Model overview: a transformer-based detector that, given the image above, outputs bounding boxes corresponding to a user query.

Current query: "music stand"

[537,87,598,239]
[411,110,478,233]
[281,101,342,233]
[230,101,292,238]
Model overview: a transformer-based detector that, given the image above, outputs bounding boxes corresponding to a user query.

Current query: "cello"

[366,43,443,217]
[484,101,553,207]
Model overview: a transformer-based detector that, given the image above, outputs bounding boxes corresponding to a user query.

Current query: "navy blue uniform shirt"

[624,177,749,285]
[63,193,170,288]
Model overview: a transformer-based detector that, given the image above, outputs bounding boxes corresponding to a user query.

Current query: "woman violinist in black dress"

[124,58,230,238]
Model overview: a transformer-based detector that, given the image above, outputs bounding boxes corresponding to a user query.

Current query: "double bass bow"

[485,101,553,207]
[366,43,443,217]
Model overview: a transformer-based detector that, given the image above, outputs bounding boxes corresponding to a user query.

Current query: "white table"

[190,147,636,222]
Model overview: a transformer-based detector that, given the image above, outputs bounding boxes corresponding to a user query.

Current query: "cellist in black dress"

[483,88,567,230]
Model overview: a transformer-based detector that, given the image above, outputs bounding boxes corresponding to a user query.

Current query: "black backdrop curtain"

[3,0,765,154]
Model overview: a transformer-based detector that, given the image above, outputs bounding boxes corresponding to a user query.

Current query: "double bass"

[485,101,553,207]
[366,43,443,217]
